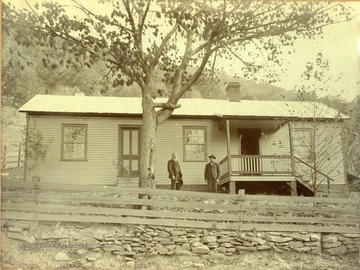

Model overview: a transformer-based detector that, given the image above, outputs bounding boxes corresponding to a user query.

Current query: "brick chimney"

[225,82,240,101]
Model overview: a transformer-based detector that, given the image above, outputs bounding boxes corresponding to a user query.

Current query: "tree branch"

[24,0,105,60]
[193,2,346,58]
[123,0,137,34]
[153,102,181,110]
[139,0,151,35]
[151,23,179,69]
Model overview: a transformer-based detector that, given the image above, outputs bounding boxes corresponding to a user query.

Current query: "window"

[119,127,140,177]
[183,127,207,161]
[61,125,87,160]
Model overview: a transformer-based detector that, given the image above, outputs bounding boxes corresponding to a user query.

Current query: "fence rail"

[2,144,23,169]
[1,180,359,233]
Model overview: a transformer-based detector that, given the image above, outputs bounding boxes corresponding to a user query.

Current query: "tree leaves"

[2,0,354,100]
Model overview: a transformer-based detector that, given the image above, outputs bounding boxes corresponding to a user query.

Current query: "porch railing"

[219,155,293,179]
[219,156,229,180]
[294,156,335,194]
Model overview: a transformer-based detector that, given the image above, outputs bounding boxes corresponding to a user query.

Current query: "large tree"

[2,0,353,188]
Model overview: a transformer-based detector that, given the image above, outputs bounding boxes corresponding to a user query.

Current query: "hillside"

[1,105,26,154]
[228,77,298,101]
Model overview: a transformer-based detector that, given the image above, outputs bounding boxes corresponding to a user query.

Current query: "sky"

[8,0,360,102]
[272,3,360,102]
[220,1,360,102]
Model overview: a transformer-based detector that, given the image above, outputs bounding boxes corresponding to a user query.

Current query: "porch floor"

[219,175,295,184]
[219,174,313,196]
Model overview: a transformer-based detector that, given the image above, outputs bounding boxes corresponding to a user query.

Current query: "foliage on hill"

[1,31,299,106]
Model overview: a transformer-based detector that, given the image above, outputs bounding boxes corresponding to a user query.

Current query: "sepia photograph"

[1,0,360,269]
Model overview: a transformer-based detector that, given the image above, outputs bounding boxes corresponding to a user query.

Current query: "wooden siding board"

[260,125,290,156]
[26,113,346,188]
[28,116,141,185]
[156,119,230,185]
[292,122,345,185]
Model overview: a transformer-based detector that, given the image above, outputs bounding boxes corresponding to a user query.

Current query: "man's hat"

[208,155,216,159]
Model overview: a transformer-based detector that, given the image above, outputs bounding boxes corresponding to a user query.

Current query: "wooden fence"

[2,144,23,169]
[1,180,359,234]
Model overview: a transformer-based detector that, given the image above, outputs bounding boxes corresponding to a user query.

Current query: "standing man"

[168,153,183,190]
[204,155,220,193]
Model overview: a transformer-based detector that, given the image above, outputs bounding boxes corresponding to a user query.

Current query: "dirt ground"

[1,222,359,270]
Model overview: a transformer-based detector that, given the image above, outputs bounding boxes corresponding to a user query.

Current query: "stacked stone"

[264,232,321,254]
[4,222,359,259]
[202,231,236,255]
[322,234,360,255]
[93,227,325,256]
[4,221,36,244]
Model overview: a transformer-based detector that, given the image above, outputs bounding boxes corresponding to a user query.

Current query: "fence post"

[17,143,22,167]
[237,189,245,236]
[358,205,360,264]
[2,145,6,170]
[327,177,330,196]
[30,180,40,232]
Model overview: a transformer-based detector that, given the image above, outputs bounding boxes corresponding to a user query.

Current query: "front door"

[119,127,141,177]
[238,128,261,155]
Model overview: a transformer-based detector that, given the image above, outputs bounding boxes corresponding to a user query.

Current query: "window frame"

[183,126,207,162]
[293,128,314,162]
[60,124,88,161]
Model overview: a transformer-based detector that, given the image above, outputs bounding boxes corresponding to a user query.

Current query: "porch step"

[295,176,314,196]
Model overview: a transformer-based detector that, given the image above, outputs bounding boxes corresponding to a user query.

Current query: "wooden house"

[19,92,349,195]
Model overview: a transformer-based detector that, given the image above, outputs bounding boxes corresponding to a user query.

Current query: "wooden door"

[119,127,140,177]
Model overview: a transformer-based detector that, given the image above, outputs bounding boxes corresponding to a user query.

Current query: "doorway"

[118,126,141,177]
[238,128,261,155]
[238,128,261,174]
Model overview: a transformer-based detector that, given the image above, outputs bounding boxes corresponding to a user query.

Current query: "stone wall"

[4,221,359,262]
[322,234,359,255]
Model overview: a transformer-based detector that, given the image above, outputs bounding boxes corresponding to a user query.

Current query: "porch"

[218,118,314,195]
[218,155,300,194]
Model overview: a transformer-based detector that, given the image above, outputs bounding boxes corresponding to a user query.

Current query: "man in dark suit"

[167,153,183,190]
[204,155,220,193]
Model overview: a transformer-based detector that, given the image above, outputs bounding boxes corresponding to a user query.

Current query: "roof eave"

[21,110,348,121]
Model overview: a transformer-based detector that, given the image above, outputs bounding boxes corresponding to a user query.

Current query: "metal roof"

[19,95,348,120]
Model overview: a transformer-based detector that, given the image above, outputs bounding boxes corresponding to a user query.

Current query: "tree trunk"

[139,94,157,189]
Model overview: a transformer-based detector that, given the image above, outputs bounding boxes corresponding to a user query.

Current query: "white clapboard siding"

[26,115,346,186]
[260,125,291,156]
[28,115,141,185]
[156,118,238,185]
[292,122,346,185]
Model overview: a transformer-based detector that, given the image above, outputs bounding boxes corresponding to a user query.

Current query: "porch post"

[226,119,235,194]
[288,121,297,196]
